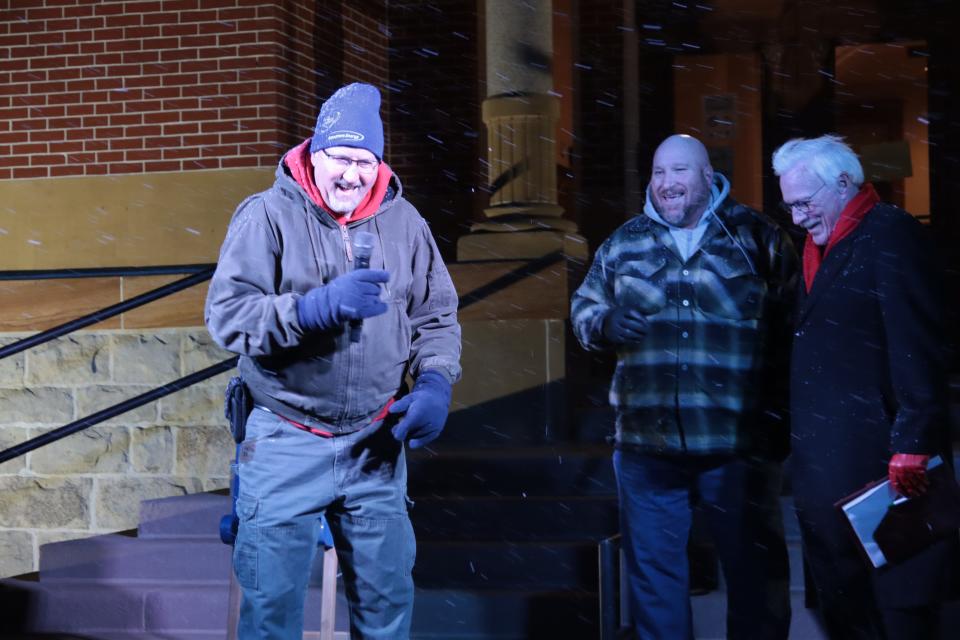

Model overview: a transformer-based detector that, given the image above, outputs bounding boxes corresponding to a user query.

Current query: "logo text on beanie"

[328,130,365,142]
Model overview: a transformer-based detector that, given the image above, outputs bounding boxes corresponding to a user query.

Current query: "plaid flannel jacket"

[571,199,798,457]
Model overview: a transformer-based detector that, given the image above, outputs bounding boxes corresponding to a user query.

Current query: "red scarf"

[284,139,393,225]
[801,183,880,292]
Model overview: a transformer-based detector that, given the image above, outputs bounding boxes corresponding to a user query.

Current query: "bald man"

[572,135,799,639]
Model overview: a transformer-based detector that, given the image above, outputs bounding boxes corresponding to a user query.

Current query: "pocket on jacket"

[695,255,766,320]
[614,257,668,315]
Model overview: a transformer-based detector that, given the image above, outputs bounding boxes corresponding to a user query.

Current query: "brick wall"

[0,0,328,180]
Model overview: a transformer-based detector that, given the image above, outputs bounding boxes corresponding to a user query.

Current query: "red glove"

[888,453,930,497]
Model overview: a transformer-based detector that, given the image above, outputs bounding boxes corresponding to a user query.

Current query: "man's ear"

[311,150,324,166]
[702,165,714,184]
[837,172,850,192]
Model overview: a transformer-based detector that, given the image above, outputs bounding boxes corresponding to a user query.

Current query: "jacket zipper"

[339,224,353,262]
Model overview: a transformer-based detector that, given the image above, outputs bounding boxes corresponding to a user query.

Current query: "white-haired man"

[773,134,956,639]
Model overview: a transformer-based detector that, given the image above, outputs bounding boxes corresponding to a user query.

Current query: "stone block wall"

[0,328,235,578]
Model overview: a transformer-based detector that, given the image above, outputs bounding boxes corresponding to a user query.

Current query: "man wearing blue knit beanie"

[206,82,461,640]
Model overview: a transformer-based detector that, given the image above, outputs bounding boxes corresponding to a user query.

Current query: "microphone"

[349,230,376,343]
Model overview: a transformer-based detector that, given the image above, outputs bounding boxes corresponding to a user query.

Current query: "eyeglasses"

[319,149,379,175]
[780,183,824,215]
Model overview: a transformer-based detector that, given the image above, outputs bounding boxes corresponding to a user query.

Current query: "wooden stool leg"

[226,569,241,640]
[319,547,339,640]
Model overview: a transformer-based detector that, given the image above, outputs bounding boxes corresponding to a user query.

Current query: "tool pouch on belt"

[224,376,252,444]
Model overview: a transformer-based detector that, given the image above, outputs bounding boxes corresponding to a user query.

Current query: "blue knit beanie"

[310,83,384,159]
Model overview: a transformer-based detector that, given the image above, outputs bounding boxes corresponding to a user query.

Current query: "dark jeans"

[613,450,791,640]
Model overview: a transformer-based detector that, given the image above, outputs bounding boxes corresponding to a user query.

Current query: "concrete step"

[409,588,599,639]
[407,445,615,498]
[3,579,350,636]
[411,496,619,542]
[39,535,232,583]
[137,491,229,539]
[414,540,598,590]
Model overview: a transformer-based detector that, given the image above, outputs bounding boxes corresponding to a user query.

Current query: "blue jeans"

[613,450,791,640]
[234,408,415,639]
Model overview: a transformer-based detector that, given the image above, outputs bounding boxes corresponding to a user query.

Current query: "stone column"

[458,0,584,262]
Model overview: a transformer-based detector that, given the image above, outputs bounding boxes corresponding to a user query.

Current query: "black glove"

[603,307,649,344]
[297,269,390,332]
[389,370,452,449]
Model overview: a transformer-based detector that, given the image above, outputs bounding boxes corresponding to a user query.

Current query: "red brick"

[0,169,11,179]
[162,122,198,134]
[199,70,238,83]
[65,128,94,140]
[108,162,145,174]
[125,149,159,161]
[104,13,143,29]
[163,146,200,159]
[179,60,220,73]
[80,41,106,54]
[110,114,142,126]
[160,23,199,37]
[63,30,92,43]
[144,136,183,148]
[124,99,163,112]
[177,9,218,23]
[95,102,124,115]
[122,50,159,64]
[96,151,124,162]
[141,87,179,99]
[64,152,95,163]
[182,134,219,146]
[184,158,220,169]
[63,5,96,18]
[126,1,164,14]
[50,67,83,80]
[93,126,123,139]
[218,32,252,46]
[58,141,84,152]
[14,167,48,178]
[107,88,142,101]
[109,138,142,150]
[77,17,106,30]
[144,160,182,171]
[161,48,199,62]
[50,164,85,177]
[143,111,181,124]
[141,63,178,75]
[125,124,162,137]
[200,144,238,158]
[126,28,164,41]
[161,73,198,86]
[0,131,29,144]
[31,154,68,166]
[200,120,237,133]
[0,156,30,168]
[29,129,65,142]
[26,7,63,21]
[162,0,201,12]
[66,104,95,116]
[220,131,258,144]
[85,163,108,175]
[141,12,181,27]
[12,142,48,154]
[105,39,143,53]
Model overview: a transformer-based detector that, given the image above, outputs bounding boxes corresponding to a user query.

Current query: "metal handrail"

[0,267,215,362]
[0,263,224,465]
[0,356,237,465]
[0,263,216,281]
[0,252,575,466]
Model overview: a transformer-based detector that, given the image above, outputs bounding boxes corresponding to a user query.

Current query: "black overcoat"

[789,202,956,607]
